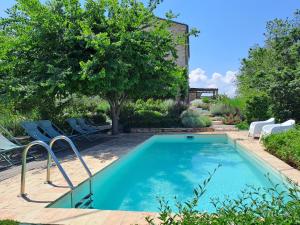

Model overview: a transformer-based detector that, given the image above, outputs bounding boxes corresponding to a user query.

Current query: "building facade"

[168,20,190,68]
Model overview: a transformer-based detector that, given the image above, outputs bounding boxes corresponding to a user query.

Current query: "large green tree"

[0,0,89,118]
[78,0,194,134]
[237,10,300,122]
[1,0,197,134]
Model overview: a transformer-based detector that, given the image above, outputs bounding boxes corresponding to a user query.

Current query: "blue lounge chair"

[0,132,35,168]
[77,118,112,132]
[21,121,51,143]
[38,120,64,138]
[66,118,97,141]
[38,120,78,139]
[22,121,69,150]
[77,118,99,133]
[0,133,23,167]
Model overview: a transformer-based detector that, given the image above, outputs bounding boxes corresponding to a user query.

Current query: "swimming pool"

[48,134,287,212]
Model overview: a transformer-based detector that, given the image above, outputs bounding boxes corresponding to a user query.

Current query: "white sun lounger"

[248,118,275,138]
[261,119,295,138]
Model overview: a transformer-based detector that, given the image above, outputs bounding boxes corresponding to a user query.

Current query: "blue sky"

[1,0,300,95]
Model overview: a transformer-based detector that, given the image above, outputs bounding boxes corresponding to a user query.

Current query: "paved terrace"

[0,132,300,225]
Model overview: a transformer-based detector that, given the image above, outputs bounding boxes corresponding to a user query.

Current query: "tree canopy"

[0,0,198,133]
[237,10,300,122]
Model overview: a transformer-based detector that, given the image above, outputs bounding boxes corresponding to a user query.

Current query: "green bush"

[180,109,211,128]
[0,102,40,136]
[235,121,250,130]
[133,110,164,128]
[0,220,19,225]
[62,96,109,119]
[146,167,300,225]
[211,95,246,116]
[134,99,169,114]
[123,110,181,129]
[190,99,209,110]
[245,93,271,123]
[263,126,300,169]
[86,114,108,125]
[166,100,188,118]
[119,99,187,129]
[224,97,246,113]
[210,103,236,116]
[202,97,211,104]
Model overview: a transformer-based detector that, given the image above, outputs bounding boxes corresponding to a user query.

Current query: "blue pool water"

[49,134,287,212]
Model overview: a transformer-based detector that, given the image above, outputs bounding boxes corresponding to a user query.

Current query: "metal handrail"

[20,141,74,196]
[48,136,92,183]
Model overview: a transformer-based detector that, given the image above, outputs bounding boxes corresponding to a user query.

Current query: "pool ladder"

[20,136,93,208]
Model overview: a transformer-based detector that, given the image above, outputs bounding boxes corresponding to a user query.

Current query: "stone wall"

[168,21,189,68]
[130,127,214,133]
[189,92,197,101]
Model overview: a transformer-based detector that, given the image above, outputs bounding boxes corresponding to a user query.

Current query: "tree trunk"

[110,104,120,135]
[108,95,127,135]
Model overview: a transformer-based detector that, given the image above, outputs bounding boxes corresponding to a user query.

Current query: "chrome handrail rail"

[48,136,92,182]
[20,141,74,196]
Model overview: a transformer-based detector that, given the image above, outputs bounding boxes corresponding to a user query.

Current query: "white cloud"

[212,72,222,81]
[188,68,208,83]
[189,68,238,97]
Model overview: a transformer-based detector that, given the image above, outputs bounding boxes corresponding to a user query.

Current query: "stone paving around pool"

[0,132,299,225]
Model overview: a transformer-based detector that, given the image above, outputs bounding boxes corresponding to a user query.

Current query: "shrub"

[119,99,186,130]
[180,109,211,128]
[132,110,164,128]
[85,114,108,125]
[190,99,202,107]
[0,102,40,136]
[245,93,271,123]
[62,96,109,119]
[224,97,246,113]
[223,113,242,125]
[202,96,211,104]
[263,126,300,169]
[0,220,19,225]
[145,167,300,225]
[210,103,236,116]
[190,99,209,110]
[270,70,300,122]
[211,95,246,116]
[165,100,188,118]
[235,121,250,130]
[134,99,169,114]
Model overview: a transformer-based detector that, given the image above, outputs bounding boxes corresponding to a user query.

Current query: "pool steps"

[75,193,93,209]
[20,136,94,208]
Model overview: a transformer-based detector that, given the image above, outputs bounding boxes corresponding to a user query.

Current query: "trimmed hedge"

[263,126,300,169]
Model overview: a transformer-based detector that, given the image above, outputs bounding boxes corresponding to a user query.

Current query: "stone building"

[167,21,219,102]
[168,20,190,68]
